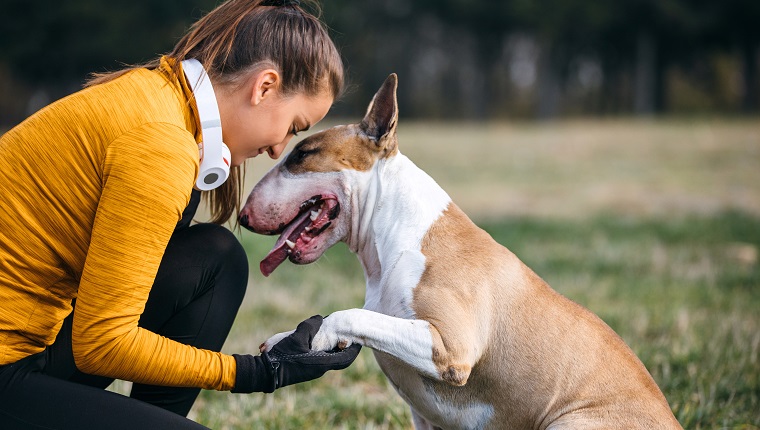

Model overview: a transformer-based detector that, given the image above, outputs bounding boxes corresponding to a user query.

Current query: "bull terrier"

[239,74,682,430]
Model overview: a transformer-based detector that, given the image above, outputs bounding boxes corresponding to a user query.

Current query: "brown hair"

[88,0,345,225]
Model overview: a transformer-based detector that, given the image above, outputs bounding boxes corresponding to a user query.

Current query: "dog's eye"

[295,148,314,161]
[286,147,319,168]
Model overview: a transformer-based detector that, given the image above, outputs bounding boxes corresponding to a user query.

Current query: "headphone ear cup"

[196,141,230,191]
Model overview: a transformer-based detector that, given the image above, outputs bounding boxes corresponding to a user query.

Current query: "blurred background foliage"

[1,0,759,126]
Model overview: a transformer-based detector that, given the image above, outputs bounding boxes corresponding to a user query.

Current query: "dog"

[238,74,683,430]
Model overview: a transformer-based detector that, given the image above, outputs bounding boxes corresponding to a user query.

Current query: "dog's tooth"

[304,226,312,232]
[310,209,321,221]
[285,240,296,249]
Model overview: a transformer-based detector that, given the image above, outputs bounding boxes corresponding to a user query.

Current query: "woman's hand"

[232,315,362,393]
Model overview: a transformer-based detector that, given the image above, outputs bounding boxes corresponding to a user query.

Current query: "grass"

[487,212,760,428]
[130,118,759,428]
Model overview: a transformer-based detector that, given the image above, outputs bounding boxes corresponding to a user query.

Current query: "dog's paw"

[260,330,295,353]
[311,312,354,352]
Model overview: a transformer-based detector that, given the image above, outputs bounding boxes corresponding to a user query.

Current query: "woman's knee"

[191,224,247,266]
[188,223,249,296]
[156,223,249,309]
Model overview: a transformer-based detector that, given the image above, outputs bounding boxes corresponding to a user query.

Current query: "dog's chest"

[363,249,426,318]
[363,251,495,429]
[373,351,494,429]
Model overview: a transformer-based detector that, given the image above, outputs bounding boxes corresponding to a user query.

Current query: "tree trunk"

[634,31,657,115]
[536,41,561,120]
[741,42,759,113]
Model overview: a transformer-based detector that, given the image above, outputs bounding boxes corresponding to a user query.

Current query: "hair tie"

[262,0,300,6]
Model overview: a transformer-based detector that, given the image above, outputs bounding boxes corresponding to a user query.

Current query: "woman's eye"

[291,126,299,136]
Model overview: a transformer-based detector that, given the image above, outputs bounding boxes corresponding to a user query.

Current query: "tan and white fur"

[239,74,682,430]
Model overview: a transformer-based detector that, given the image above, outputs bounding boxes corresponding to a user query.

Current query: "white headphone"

[181,59,231,191]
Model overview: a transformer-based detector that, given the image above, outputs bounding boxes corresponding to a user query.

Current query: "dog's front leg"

[308,309,470,384]
[260,329,295,351]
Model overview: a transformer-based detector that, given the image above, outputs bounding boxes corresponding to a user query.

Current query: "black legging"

[0,221,249,429]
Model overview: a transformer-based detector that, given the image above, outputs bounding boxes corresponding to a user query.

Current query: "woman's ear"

[251,69,281,106]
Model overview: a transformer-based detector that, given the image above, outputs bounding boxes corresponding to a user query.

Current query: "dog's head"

[239,73,399,276]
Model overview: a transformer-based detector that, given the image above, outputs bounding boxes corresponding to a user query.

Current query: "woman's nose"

[268,141,288,159]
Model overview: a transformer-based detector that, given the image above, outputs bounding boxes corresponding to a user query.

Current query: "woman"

[0,0,360,428]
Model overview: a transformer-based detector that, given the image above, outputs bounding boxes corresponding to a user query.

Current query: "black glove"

[232,315,362,393]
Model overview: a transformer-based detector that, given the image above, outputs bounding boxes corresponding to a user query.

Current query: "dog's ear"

[361,73,398,149]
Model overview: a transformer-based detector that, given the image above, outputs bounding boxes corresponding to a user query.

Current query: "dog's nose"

[238,214,256,232]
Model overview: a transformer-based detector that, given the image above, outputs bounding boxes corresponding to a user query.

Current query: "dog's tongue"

[260,209,313,277]
[260,245,289,277]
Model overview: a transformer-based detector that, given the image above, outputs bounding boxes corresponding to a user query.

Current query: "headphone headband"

[181,59,230,191]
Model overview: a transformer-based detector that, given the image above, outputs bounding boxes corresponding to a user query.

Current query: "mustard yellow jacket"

[0,57,237,391]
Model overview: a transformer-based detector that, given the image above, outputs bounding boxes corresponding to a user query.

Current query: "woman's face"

[219,72,334,167]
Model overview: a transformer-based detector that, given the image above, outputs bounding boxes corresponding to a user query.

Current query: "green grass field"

[122,118,759,428]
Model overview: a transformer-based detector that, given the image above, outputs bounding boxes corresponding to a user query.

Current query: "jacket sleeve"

[71,122,237,391]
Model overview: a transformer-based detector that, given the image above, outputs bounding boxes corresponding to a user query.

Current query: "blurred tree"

[1,0,758,125]
[0,0,216,123]
[425,0,518,118]
[702,0,760,112]
[506,0,619,117]
[0,0,216,85]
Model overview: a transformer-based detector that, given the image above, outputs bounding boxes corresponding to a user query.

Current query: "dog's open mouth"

[260,195,340,277]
